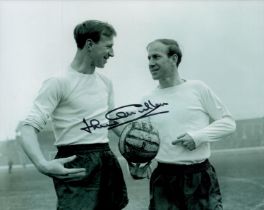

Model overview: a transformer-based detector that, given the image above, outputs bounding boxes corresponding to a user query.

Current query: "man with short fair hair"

[142,38,236,210]
[19,20,128,210]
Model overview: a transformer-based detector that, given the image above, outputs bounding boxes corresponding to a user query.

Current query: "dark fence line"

[0,117,263,166]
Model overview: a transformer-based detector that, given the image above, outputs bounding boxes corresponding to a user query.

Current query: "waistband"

[157,159,210,174]
[57,143,110,155]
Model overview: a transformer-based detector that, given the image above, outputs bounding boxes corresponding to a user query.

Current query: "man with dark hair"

[19,20,128,210]
[132,38,236,210]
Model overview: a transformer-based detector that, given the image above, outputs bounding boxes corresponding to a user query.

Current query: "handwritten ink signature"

[80,100,169,134]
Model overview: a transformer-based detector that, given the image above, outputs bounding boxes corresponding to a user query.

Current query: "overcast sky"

[0,0,264,140]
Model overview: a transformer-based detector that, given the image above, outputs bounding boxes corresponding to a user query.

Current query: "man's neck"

[71,51,95,74]
[159,72,184,89]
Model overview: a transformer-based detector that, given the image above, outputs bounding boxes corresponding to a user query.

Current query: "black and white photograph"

[0,0,263,209]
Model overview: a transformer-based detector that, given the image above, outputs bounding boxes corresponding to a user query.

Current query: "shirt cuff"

[187,131,210,147]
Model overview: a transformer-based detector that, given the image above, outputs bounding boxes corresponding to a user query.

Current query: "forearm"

[109,119,129,138]
[19,125,48,172]
[188,116,236,146]
[19,125,86,180]
[111,126,123,137]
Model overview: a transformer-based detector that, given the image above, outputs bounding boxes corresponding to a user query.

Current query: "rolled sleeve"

[23,78,62,131]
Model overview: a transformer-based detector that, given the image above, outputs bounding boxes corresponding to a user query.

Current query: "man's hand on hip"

[38,155,86,182]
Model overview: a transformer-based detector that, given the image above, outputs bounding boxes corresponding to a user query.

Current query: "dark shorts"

[53,143,128,210]
[149,160,223,210]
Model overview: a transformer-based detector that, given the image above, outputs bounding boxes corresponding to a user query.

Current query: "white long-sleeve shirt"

[24,67,114,146]
[143,80,236,164]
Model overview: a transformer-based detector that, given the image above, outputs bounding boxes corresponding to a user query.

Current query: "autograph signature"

[80,100,169,134]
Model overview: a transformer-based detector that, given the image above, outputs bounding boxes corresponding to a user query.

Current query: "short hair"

[73,20,117,49]
[148,39,182,67]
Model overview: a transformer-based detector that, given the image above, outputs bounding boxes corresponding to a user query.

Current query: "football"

[119,120,160,163]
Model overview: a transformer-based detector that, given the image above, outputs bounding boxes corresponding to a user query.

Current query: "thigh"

[149,169,183,210]
[53,152,102,210]
[54,182,99,210]
[184,165,223,210]
[97,151,128,210]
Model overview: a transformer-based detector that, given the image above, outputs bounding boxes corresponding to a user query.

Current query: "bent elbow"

[231,120,236,133]
[228,117,236,133]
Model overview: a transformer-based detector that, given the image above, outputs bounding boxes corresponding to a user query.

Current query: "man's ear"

[84,39,94,50]
[171,54,178,64]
